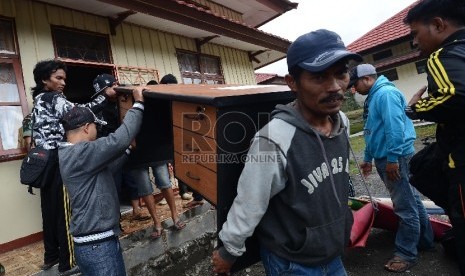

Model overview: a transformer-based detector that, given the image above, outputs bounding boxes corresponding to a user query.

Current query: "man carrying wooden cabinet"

[212,29,361,275]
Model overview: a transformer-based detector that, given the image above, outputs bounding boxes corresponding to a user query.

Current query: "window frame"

[0,17,28,162]
[379,68,399,81]
[176,50,225,84]
[372,49,393,62]
[51,25,113,64]
[415,59,427,74]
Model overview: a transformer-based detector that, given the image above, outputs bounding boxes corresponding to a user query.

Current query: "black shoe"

[40,258,59,270]
[59,266,80,276]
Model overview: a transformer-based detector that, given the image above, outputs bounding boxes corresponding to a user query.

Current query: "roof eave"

[98,0,291,53]
[254,0,298,28]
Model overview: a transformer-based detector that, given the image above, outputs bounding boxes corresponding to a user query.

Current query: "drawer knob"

[183,106,206,120]
[186,171,201,180]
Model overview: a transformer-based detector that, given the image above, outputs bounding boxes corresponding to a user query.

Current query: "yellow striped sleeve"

[415,48,455,112]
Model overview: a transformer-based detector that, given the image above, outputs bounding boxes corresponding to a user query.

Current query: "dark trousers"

[447,169,465,276]
[179,181,189,195]
[40,150,75,272]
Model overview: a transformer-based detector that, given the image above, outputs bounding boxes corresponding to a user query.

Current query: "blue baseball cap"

[287,29,362,73]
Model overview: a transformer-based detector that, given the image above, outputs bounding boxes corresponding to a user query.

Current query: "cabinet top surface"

[116,84,293,107]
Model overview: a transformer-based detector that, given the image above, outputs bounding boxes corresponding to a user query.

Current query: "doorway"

[63,63,114,103]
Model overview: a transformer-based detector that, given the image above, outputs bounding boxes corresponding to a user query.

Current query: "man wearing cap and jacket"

[58,87,145,275]
[92,74,120,138]
[212,29,361,275]
[404,1,465,274]
[349,63,434,273]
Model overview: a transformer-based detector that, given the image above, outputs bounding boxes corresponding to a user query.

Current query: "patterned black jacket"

[32,91,107,150]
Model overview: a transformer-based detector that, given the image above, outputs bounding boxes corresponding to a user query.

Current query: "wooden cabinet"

[117,84,293,206]
[117,84,294,271]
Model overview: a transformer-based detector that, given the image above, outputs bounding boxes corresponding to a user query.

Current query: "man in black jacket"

[404,1,465,274]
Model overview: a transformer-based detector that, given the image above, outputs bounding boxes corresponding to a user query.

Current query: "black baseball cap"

[62,106,107,131]
[287,29,362,72]
[92,74,117,99]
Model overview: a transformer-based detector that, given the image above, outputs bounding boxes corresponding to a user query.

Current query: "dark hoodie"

[218,100,353,266]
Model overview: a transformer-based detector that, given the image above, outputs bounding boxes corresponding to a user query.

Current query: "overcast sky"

[256,0,417,75]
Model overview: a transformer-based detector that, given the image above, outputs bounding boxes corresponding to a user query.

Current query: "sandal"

[183,200,204,208]
[384,256,416,273]
[151,227,163,239]
[173,219,186,230]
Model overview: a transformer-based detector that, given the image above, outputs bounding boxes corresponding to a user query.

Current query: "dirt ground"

[227,228,460,276]
[205,136,462,275]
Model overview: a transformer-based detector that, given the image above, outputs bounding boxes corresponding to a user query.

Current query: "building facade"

[347,0,426,103]
[0,0,296,252]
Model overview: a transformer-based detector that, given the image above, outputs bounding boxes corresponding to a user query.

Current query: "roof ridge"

[347,0,420,53]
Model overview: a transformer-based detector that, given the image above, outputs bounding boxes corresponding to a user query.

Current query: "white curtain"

[0,83,19,102]
[0,106,22,150]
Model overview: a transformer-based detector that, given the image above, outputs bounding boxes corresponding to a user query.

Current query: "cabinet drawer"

[172,101,216,138]
[174,153,217,205]
[173,126,217,172]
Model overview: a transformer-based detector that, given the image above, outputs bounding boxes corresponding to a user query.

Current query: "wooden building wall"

[1,0,256,110]
[0,0,256,246]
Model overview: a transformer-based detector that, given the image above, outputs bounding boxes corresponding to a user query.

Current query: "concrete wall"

[393,63,428,101]
[0,160,43,244]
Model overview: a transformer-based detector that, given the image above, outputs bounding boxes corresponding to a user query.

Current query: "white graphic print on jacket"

[301,156,349,194]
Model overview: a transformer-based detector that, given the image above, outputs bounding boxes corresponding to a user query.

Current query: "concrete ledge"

[35,203,217,276]
[123,203,217,275]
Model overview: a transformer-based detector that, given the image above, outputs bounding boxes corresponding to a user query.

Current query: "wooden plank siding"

[0,0,14,17]
[0,0,260,247]
[2,0,257,103]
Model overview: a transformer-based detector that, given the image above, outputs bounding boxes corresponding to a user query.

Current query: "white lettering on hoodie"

[300,157,349,195]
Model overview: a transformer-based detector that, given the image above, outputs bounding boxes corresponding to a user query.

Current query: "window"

[0,18,28,161]
[372,49,393,62]
[410,41,416,50]
[176,51,224,84]
[415,59,427,74]
[0,20,16,54]
[379,68,399,81]
[52,27,112,63]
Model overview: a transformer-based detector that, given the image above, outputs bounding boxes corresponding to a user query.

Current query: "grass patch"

[349,159,360,175]
[348,122,437,157]
[350,121,364,135]
[345,109,364,135]
[349,135,365,153]
[415,123,436,138]
[345,109,363,121]
[348,122,436,175]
